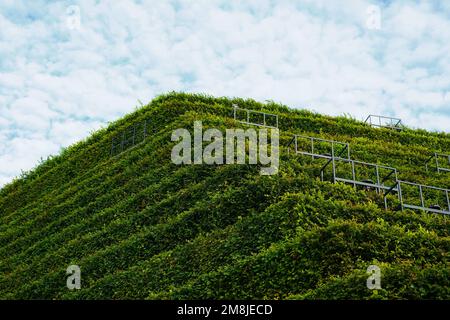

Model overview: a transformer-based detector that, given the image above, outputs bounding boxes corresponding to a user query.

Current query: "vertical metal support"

[351,161,356,188]
[263,113,266,126]
[435,153,439,173]
[375,166,381,194]
[419,185,424,209]
[398,182,404,211]
[331,144,336,183]
[276,115,279,128]
[311,138,314,159]
[446,190,450,213]
[347,144,350,160]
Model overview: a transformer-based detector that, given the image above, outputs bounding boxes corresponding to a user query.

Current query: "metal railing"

[286,134,397,194]
[425,152,450,173]
[364,115,403,131]
[108,107,450,217]
[110,118,152,156]
[233,105,278,128]
[321,157,398,194]
[385,180,450,215]
[287,135,350,160]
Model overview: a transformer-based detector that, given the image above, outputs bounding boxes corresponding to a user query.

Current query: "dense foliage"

[0,92,449,299]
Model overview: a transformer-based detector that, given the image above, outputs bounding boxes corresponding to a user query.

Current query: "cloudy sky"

[0,0,449,186]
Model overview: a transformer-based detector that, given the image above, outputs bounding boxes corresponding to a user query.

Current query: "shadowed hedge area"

[0,92,449,299]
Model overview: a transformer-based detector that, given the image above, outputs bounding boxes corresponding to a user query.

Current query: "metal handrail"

[425,152,450,173]
[385,180,450,215]
[110,118,151,156]
[364,115,403,130]
[287,134,350,159]
[321,156,398,193]
[233,105,278,128]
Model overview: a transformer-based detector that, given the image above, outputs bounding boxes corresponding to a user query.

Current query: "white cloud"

[0,137,60,184]
[0,0,450,187]
[49,119,104,146]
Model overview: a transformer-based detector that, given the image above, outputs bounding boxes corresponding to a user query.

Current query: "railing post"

[398,182,404,211]
[263,113,266,126]
[311,138,314,159]
[351,161,356,189]
[419,185,424,209]
[446,190,450,213]
[331,144,336,183]
[375,165,381,194]
[435,153,439,172]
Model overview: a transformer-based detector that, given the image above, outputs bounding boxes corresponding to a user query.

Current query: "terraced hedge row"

[0,92,449,299]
